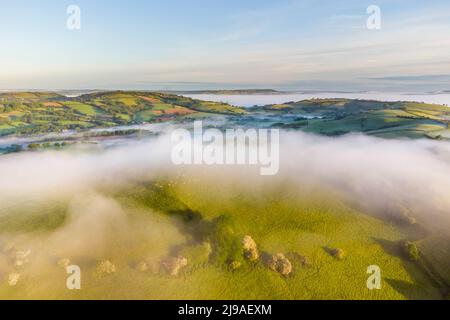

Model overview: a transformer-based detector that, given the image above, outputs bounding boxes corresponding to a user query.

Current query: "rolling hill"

[257,99,450,139]
[0,91,246,136]
[1,92,449,141]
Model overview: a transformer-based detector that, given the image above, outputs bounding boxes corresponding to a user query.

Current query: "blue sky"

[1,0,450,91]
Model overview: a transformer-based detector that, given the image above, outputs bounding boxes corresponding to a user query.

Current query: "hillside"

[0,176,446,299]
[0,91,246,136]
[0,94,449,300]
[1,93,449,140]
[166,89,282,95]
[257,99,450,139]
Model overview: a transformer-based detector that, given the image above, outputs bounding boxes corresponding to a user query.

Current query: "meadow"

[1,91,449,142]
[0,172,442,300]
[0,92,449,300]
[0,91,245,137]
[260,99,450,139]
[0,131,448,300]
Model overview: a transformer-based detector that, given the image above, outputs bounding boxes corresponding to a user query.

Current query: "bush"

[267,253,293,276]
[331,248,345,260]
[403,241,420,261]
[228,260,242,271]
[242,235,259,261]
[161,256,188,277]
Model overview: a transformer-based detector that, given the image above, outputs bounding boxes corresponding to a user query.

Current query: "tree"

[404,241,420,261]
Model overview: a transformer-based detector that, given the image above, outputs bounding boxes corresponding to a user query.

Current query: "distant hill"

[0,92,65,102]
[0,92,449,140]
[254,98,450,139]
[0,91,246,136]
[165,89,282,95]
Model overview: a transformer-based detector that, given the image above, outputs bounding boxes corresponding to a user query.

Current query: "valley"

[0,91,449,300]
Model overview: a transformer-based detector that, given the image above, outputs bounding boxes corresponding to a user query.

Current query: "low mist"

[0,130,449,297]
[1,130,450,229]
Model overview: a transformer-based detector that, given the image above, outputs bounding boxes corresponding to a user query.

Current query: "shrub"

[228,260,242,271]
[96,260,116,275]
[162,256,188,277]
[242,235,259,262]
[403,241,420,261]
[267,253,293,276]
[331,248,345,260]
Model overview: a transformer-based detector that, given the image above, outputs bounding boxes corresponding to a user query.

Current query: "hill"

[166,89,282,95]
[1,93,449,140]
[0,91,246,136]
[255,99,450,139]
[0,177,446,299]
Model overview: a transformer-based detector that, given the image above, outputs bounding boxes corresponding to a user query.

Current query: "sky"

[1,0,450,91]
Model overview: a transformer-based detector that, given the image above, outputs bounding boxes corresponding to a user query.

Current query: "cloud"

[1,131,449,230]
[0,129,449,298]
[367,74,450,82]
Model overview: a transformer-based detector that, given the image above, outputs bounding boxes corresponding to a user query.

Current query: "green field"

[62,102,104,116]
[0,91,246,136]
[0,92,449,299]
[263,99,449,139]
[1,92,448,140]
[0,176,446,300]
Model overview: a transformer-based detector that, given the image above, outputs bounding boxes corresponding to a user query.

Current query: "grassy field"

[0,176,445,300]
[263,99,450,139]
[1,92,448,140]
[62,102,104,117]
[0,91,246,136]
[0,92,449,299]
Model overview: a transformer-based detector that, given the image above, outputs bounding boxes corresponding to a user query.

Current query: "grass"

[0,94,449,298]
[0,124,13,130]
[63,102,103,116]
[260,98,449,139]
[0,91,247,136]
[0,177,444,300]
[167,180,443,299]
[135,109,158,122]
[1,92,448,139]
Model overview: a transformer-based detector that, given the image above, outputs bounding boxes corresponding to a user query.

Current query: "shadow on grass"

[384,279,426,300]
[322,246,335,257]
[167,208,211,244]
[373,237,445,300]
[165,206,245,268]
